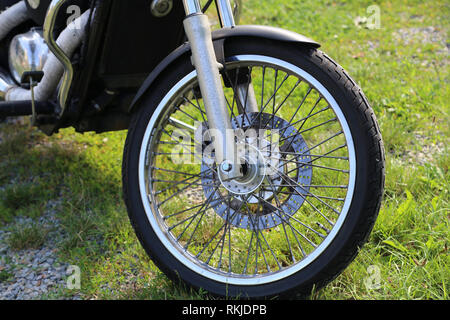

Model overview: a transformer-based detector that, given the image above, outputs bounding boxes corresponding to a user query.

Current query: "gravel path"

[0,200,82,300]
[393,26,449,67]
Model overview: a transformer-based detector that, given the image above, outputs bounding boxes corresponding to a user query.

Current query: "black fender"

[129,25,320,112]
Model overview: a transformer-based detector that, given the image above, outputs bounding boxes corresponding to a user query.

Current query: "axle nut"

[220,161,233,173]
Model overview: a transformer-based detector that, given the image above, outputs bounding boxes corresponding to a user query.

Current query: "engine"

[0,0,90,101]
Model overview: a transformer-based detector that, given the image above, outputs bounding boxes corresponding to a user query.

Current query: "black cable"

[202,0,214,12]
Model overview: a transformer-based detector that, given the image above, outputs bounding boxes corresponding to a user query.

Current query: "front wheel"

[122,39,385,298]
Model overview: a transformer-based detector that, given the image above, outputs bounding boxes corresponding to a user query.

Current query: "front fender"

[129,25,320,112]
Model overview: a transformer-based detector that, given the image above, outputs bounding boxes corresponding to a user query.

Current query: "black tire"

[122,38,385,299]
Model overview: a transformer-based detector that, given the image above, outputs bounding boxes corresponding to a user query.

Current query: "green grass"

[0,269,13,283]
[0,0,448,300]
[7,222,49,251]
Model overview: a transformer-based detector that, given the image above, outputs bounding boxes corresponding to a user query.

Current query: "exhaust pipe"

[0,1,29,41]
[1,70,54,116]
[0,70,14,101]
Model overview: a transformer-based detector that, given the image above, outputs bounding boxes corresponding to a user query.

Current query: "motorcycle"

[0,0,385,298]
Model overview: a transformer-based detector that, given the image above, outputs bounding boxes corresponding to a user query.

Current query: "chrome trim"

[216,0,236,28]
[8,29,50,84]
[182,0,202,15]
[0,71,14,101]
[43,0,73,110]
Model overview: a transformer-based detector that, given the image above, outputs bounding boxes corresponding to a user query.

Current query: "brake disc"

[200,112,313,230]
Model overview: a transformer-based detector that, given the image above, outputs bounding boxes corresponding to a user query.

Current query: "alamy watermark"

[364,265,382,290]
[66,265,81,290]
[355,5,381,30]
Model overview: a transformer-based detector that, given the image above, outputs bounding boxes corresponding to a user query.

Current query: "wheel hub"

[200,112,313,230]
[218,143,266,196]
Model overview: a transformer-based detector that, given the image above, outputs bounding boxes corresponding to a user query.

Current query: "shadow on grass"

[0,123,208,299]
[0,124,122,226]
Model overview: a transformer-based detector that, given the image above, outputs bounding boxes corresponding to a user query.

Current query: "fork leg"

[182,0,242,178]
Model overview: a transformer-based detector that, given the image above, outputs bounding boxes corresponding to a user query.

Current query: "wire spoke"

[271,166,341,222]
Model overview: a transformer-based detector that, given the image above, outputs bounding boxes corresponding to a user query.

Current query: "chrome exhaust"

[0,71,14,101]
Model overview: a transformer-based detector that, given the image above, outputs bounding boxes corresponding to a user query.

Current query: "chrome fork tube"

[235,83,259,114]
[182,0,202,14]
[217,0,259,113]
[183,0,241,178]
[216,0,236,28]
